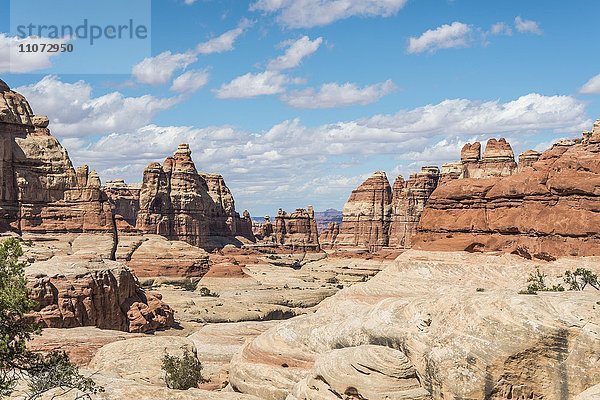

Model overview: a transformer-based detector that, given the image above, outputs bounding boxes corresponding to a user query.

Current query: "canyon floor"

[8,234,600,399]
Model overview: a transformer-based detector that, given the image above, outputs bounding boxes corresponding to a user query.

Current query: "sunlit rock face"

[136,144,255,250]
[414,123,600,257]
[0,79,114,234]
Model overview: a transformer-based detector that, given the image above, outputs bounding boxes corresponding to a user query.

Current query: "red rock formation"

[332,169,439,251]
[462,138,518,179]
[334,172,392,251]
[26,258,174,333]
[413,123,600,257]
[517,150,542,172]
[253,215,274,240]
[136,144,254,249]
[319,222,339,249]
[0,79,114,234]
[439,162,463,185]
[272,206,320,251]
[103,179,141,228]
[388,167,440,248]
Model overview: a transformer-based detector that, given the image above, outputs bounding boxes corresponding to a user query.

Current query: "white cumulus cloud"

[250,0,408,28]
[267,36,323,71]
[16,75,180,137]
[132,51,197,85]
[196,19,253,54]
[282,79,396,108]
[0,34,68,73]
[514,16,542,35]
[215,35,322,99]
[170,69,210,93]
[407,22,472,54]
[579,73,600,94]
[214,70,293,98]
[132,19,251,86]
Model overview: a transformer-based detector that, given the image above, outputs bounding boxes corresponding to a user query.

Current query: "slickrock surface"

[26,256,174,333]
[9,372,260,400]
[157,254,384,325]
[0,81,114,234]
[415,126,600,257]
[136,144,254,250]
[575,384,600,400]
[118,234,210,277]
[228,250,600,400]
[288,345,431,400]
[28,327,144,365]
[21,232,211,278]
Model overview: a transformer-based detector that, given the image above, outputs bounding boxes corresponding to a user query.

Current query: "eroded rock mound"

[288,345,431,400]
[414,124,600,257]
[136,144,254,249]
[26,257,174,333]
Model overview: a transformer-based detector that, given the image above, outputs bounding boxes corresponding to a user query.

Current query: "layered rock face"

[26,257,174,333]
[388,167,440,248]
[228,250,600,400]
[136,144,254,249]
[0,80,114,234]
[414,123,600,257]
[334,171,392,251]
[332,168,439,250]
[103,179,141,229]
[272,207,320,251]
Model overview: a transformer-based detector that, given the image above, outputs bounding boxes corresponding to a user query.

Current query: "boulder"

[26,256,174,333]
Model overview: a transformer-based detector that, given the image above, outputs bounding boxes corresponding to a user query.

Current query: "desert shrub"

[522,268,564,293]
[26,352,102,399]
[176,279,198,292]
[563,268,599,291]
[198,287,219,297]
[161,347,204,390]
[0,238,101,398]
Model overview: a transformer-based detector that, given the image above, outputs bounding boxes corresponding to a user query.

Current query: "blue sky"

[1,0,599,215]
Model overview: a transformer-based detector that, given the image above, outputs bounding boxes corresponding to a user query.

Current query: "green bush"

[26,352,102,399]
[522,268,564,294]
[0,238,101,398]
[563,268,599,291]
[176,279,198,292]
[161,347,204,390]
[198,287,219,297]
